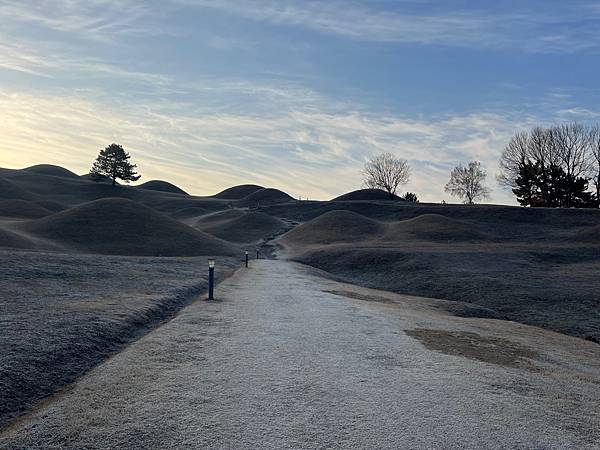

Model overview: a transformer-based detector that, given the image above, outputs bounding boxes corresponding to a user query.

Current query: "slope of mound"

[282,210,385,245]
[237,188,294,206]
[0,228,38,249]
[0,176,38,201]
[390,214,488,242]
[194,209,247,228]
[171,206,209,219]
[23,164,79,178]
[203,212,286,243]
[79,173,116,184]
[138,180,189,195]
[0,199,52,218]
[572,225,600,244]
[213,184,265,199]
[23,198,239,256]
[35,200,65,213]
[332,188,400,201]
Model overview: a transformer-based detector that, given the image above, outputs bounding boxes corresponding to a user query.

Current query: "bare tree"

[551,123,592,207]
[445,161,491,205]
[589,125,600,207]
[362,152,411,199]
[498,131,529,188]
[498,123,597,207]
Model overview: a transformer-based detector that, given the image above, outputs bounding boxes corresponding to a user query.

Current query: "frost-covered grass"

[0,249,238,428]
[293,242,600,342]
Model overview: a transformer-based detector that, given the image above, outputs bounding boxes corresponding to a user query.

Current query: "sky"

[1,1,600,203]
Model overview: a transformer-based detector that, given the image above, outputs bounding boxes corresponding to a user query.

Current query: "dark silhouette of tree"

[499,122,598,208]
[402,192,419,202]
[590,125,600,207]
[90,144,141,186]
[362,152,411,199]
[513,161,595,207]
[445,161,490,205]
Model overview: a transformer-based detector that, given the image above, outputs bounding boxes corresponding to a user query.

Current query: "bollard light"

[208,258,215,300]
[256,248,259,260]
[245,251,249,268]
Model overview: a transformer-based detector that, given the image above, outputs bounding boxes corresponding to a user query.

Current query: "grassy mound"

[213,184,264,199]
[572,225,600,244]
[194,209,246,228]
[282,210,385,245]
[0,200,52,219]
[23,164,79,178]
[23,198,239,256]
[171,207,209,219]
[34,200,65,213]
[237,188,294,206]
[203,212,286,243]
[138,180,189,195]
[332,188,400,201]
[391,214,489,242]
[0,176,37,201]
[79,173,114,184]
[0,228,38,249]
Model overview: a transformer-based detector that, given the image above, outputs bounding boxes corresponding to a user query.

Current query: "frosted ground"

[0,249,237,428]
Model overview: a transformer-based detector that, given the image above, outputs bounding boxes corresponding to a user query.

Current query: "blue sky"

[1,0,600,203]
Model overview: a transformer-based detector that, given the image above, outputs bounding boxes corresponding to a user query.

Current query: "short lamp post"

[208,258,215,300]
[245,251,249,268]
[256,248,259,260]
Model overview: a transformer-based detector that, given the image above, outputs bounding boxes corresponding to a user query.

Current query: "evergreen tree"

[512,162,543,207]
[90,144,141,186]
[513,161,594,207]
[402,192,419,202]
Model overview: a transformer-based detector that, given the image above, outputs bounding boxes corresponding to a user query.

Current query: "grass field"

[0,249,238,428]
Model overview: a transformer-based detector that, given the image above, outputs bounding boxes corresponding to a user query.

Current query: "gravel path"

[2,260,600,449]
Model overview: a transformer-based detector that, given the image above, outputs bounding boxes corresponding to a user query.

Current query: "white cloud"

[0,87,527,203]
[178,0,600,53]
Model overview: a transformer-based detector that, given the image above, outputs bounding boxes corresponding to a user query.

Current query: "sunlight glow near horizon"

[1,1,600,202]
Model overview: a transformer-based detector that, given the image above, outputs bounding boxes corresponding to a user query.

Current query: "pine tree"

[512,162,543,207]
[513,161,594,207]
[90,144,141,186]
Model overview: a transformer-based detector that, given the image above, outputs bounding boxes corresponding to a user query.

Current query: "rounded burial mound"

[0,176,38,201]
[572,225,600,244]
[237,188,294,206]
[79,173,114,184]
[34,200,65,213]
[282,210,385,245]
[332,189,401,201]
[203,212,286,243]
[23,164,79,179]
[213,184,265,200]
[0,200,52,219]
[138,180,188,195]
[390,214,488,242]
[194,209,247,228]
[23,198,238,256]
[0,227,39,250]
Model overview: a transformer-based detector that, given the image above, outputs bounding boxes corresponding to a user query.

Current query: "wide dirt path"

[2,260,600,449]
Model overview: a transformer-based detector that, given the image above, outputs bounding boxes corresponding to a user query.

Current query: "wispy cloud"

[0,0,159,40]
[0,86,539,203]
[179,0,600,53]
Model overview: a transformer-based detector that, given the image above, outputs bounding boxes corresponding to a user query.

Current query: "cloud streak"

[180,0,600,53]
[0,86,540,203]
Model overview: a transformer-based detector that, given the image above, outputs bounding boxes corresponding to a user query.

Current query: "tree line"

[362,152,490,205]
[499,123,600,208]
[363,122,600,208]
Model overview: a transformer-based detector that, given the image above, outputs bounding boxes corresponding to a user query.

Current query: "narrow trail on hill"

[2,260,600,449]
